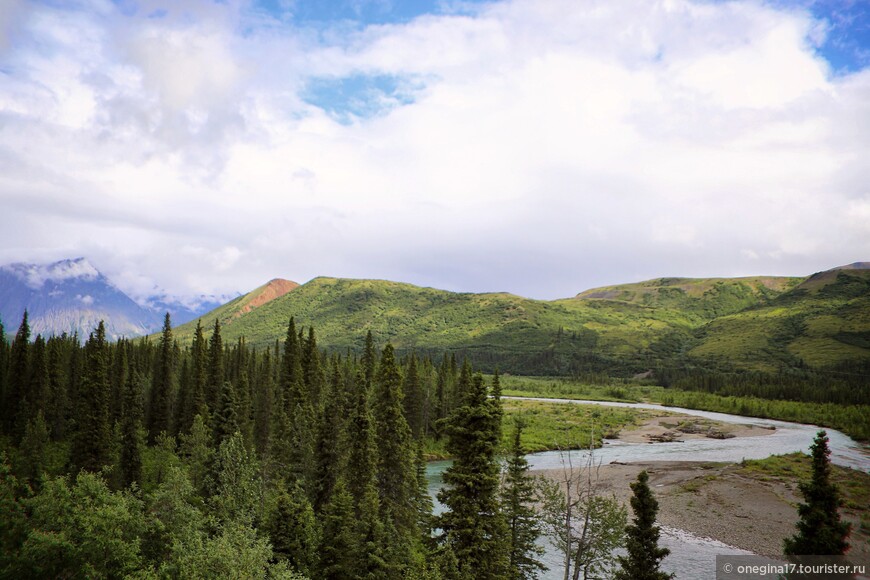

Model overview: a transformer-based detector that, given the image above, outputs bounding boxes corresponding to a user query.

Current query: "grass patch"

[500,399,652,453]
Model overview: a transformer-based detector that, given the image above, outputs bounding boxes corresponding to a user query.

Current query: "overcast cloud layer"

[1,0,868,301]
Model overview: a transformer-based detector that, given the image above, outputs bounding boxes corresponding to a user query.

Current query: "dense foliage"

[0,313,510,578]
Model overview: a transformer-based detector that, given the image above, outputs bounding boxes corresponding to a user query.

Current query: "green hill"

[164,268,870,376]
[689,266,870,371]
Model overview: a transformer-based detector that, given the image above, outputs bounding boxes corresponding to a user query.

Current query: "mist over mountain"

[0,258,233,340]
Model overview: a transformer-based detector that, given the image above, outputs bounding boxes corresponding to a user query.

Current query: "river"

[425,397,870,579]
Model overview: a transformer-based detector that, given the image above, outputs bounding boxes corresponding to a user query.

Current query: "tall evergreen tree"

[312,360,344,513]
[5,311,30,436]
[0,319,7,432]
[345,369,376,504]
[206,319,224,413]
[110,339,129,426]
[783,430,852,556]
[148,313,174,443]
[280,317,304,413]
[302,326,325,408]
[437,373,508,579]
[253,350,274,457]
[174,357,191,438]
[276,317,313,488]
[213,380,239,446]
[184,320,208,431]
[403,352,424,439]
[372,343,419,551]
[361,331,376,390]
[45,336,68,440]
[615,471,672,580]
[491,369,503,441]
[434,354,450,437]
[24,335,49,427]
[501,418,546,580]
[318,479,359,580]
[71,321,112,474]
[120,367,145,489]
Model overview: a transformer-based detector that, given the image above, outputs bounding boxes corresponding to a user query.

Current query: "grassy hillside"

[169,272,848,376]
[573,276,800,323]
[689,269,870,371]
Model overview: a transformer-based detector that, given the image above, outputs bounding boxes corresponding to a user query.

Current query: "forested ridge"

[165,269,870,404]
[0,312,544,578]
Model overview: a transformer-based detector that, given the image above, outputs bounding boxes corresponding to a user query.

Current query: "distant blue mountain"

[0,258,232,341]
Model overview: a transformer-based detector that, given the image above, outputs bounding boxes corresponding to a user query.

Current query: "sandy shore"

[534,460,869,567]
[616,414,777,444]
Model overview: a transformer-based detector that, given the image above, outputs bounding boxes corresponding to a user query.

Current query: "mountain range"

[1,258,868,376]
[0,258,226,341]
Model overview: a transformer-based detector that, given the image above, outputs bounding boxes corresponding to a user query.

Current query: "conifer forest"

[0,313,552,578]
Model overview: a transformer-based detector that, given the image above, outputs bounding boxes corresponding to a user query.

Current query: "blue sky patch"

[301,73,426,124]
[809,0,870,73]
[254,0,488,26]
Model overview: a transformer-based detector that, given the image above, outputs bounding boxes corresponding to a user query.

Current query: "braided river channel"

[425,397,870,579]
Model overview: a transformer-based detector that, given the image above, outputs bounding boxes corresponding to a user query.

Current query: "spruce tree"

[253,350,274,457]
[502,418,546,580]
[434,354,450,437]
[0,320,7,430]
[186,320,208,430]
[46,336,68,440]
[403,352,424,439]
[24,335,49,428]
[206,319,224,413]
[276,317,313,488]
[148,313,174,443]
[362,331,376,389]
[71,321,112,474]
[5,311,30,436]
[213,380,239,446]
[783,430,852,556]
[615,470,672,580]
[372,343,419,550]
[312,360,344,513]
[19,410,50,489]
[437,373,508,579]
[302,326,325,408]
[318,478,359,580]
[120,367,144,489]
[280,317,304,413]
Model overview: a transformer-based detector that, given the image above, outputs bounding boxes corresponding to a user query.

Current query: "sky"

[0,0,869,302]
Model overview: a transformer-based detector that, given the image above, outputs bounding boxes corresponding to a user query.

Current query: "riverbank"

[534,459,870,567]
[617,414,776,444]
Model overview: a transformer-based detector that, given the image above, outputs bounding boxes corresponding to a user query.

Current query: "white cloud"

[3,258,101,289]
[0,0,868,299]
